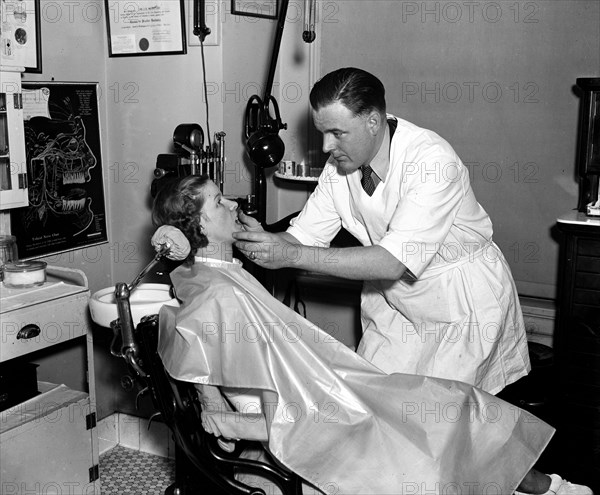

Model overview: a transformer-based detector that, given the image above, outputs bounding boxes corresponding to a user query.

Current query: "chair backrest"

[124,313,303,495]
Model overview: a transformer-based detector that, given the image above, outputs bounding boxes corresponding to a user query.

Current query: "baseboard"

[520,296,556,348]
[97,412,175,459]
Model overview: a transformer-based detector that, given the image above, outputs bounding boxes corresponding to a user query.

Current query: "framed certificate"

[0,0,42,72]
[105,0,187,57]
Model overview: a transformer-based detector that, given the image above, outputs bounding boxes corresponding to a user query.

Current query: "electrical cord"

[200,37,212,149]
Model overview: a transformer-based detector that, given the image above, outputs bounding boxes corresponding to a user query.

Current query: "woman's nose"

[223,198,237,210]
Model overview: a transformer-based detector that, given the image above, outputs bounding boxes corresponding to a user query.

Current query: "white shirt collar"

[368,119,391,183]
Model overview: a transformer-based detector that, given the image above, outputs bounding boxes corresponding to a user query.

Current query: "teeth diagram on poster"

[11,82,108,260]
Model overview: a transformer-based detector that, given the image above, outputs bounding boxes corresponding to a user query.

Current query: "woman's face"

[200,180,244,245]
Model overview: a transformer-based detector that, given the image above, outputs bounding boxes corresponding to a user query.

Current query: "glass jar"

[0,235,18,281]
[3,260,47,288]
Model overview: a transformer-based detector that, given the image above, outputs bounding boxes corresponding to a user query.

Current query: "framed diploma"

[0,0,42,72]
[231,0,278,20]
[105,0,187,57]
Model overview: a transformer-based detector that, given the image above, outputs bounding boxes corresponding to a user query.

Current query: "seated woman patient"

[151,175,592,495]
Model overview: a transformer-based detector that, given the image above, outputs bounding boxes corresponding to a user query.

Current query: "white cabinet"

[0,266,99,494]
[0,70,28,210]
[1,384,98,494]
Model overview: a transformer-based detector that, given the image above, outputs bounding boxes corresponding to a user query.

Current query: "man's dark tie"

[361,165,376,196]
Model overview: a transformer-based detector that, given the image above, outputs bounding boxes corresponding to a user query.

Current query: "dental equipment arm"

[111,244,171,376]
[112,227,192,375]
[128,243,171,292]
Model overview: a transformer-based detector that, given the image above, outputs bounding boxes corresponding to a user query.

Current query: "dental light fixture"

[173,123,204,175]
[243,0,290,223]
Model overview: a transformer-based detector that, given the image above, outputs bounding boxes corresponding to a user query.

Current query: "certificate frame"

[231,0,278,20]
[24,0,42,73]
[105,0,187,57]
[1,0,42,72]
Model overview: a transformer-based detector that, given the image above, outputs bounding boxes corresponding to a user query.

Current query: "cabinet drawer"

[0,292,89,362]
[564,314,600,346]
[575,271,600,290]
[573,288,600,306]
[577,255,600,274]
[577,238,600,257]
[571,304,600,327]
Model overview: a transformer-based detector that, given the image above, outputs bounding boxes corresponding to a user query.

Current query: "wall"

[316,0,600,300]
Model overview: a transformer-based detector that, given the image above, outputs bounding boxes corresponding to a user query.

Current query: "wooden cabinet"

[0,69,28,210]
[555,211,600,492]
[0,266,99,494]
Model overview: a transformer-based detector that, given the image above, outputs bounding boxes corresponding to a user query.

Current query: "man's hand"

[237,211,264,233]
[233,230,300,269]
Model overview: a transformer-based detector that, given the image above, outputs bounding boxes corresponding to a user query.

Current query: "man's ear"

[366,110,383,136]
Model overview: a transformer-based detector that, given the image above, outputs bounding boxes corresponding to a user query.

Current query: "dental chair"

[109,251,303,495]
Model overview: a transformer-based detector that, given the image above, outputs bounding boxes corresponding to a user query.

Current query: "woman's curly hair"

[152,175,211,264]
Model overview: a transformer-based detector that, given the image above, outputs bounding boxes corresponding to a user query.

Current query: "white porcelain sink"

[89,283,179,328]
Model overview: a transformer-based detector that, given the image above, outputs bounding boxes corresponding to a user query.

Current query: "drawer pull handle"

[17,324,41,340]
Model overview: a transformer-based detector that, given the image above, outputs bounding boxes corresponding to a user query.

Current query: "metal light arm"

[263,0,290,104]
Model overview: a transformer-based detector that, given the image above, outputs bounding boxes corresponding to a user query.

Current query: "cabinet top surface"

[557,210,600,228]
[0,265,89,314]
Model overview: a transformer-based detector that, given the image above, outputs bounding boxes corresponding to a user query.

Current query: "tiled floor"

[99,444,315,495]
[100,445,175,495]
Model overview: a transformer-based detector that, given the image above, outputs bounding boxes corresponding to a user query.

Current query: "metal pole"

[262,0,290,104]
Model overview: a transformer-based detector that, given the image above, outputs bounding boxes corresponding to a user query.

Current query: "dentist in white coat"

[234,67,530,396]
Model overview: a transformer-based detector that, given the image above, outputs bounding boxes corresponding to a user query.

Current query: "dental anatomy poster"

[11,82,108,259]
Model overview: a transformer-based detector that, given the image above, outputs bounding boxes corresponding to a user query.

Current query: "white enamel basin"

[89,283,179,328]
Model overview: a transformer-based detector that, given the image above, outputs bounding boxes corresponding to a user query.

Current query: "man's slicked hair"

[309,67,386,117]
